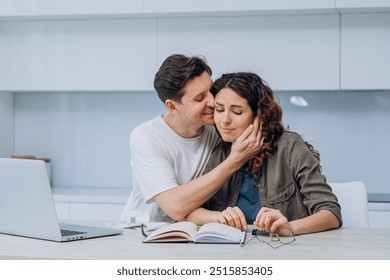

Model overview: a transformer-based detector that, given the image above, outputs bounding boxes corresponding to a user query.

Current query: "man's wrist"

[220,156,242,174]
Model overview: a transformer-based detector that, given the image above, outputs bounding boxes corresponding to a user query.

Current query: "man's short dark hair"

[154,54,212,103]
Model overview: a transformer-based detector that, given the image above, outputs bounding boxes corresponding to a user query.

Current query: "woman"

[184,72,342,235]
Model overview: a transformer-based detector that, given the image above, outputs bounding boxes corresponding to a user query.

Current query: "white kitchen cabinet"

[55,202,125,221]
[52,187,390,227]
[0,18,157,91]
[2,0,390,20]
[340,13,390,90]
[144,0,336,15]
[158,14,340,91]
[0,0,143,19]
[69,203,124,221]
[337,0,390,12]
[0,0,338,19]
[1,3,390,92]
[0,14,340,92]
[54,202,70,220]
[368,203,390,228]
[53,187,128,221]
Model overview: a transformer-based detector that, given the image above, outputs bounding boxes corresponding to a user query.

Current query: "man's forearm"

[182,208,220,225]
[154,156,241,221]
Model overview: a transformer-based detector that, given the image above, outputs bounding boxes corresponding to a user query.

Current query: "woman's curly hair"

[211,72,320,176]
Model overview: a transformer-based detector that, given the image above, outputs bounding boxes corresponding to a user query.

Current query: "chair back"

[329,181,369,228]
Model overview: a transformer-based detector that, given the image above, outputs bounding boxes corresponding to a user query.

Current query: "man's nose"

[206,92,215,107]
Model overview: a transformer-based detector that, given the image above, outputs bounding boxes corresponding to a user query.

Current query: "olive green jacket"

[203,132,343,226]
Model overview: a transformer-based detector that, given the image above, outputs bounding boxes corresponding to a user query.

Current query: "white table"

[1,222,389,260]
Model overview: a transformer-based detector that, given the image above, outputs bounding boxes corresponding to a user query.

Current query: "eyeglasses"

[141,224,149,238]
[241,228,296,249]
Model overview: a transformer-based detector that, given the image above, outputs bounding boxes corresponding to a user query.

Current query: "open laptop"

[0,157,122,242]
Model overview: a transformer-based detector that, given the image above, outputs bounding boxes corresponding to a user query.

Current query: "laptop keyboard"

[61,229,87,237]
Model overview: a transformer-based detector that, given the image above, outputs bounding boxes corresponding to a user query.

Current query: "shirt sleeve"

[130,128,179,203]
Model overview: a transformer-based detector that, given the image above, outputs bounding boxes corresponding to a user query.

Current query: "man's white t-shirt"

[120,115,220,223]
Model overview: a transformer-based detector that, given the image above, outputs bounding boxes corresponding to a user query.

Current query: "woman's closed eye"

[215,107,243,115]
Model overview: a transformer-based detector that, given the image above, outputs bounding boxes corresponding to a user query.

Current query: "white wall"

[278,90,390,194]
[13,90,390,196]
[0,92,14,157]
[14,91,165,188]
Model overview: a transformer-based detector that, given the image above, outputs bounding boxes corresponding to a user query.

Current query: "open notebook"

[0,158,122,242]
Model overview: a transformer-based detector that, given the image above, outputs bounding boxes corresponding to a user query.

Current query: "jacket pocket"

[268,183,296,204]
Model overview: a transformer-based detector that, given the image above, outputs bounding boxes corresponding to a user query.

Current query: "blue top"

[236,168,262,224]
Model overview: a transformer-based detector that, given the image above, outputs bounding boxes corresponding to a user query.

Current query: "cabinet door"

[144,0,336,14]
[0,0,142,18]
[55,202,70,220]
[0,18,156,91]
[157,14,340,91]
[69,203,124,221]
[369,211,390,228]
[337,0,390,12]
[368,202,390,228]
[341,13,390,90]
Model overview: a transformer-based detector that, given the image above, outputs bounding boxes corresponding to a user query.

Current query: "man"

[120,54,261,223]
